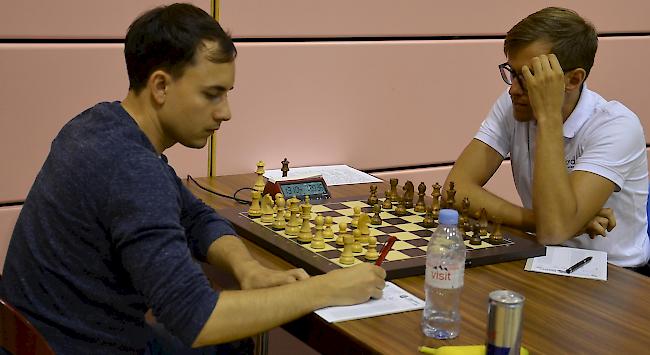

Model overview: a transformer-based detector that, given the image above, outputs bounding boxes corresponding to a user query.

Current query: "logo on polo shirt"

[565,155,577,170]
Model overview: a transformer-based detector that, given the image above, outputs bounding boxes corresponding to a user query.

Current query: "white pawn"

[285,197,299,222]
[364,236,379,261]
[298,204,313,243]
[357,213,370,244]
[247,190,262,217]
[352,229,363,253]
[323,216,334,240]
[351,206,361,228]
[311,215,326,249]
[286,200,301,236]
[273,193,283,214]
[336,222,347,246]
[272,194,286,230]
[260,194,275,224]
[339,234,355,265]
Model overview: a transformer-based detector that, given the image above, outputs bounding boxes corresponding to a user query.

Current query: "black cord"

[187,175,251,205]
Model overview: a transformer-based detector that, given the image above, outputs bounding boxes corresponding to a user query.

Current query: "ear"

[565,68,586,92]
[148,70,171,105]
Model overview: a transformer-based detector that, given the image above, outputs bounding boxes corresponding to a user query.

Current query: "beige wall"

[0,1,210,39]
[220,0,650,37]
[0,1,211,270]
[0,2,211,205]
[215,37,650,176]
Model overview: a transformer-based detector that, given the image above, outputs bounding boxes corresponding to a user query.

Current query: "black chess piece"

[414,182,426,213]
[368,185,379,206]
[281,158,290,177]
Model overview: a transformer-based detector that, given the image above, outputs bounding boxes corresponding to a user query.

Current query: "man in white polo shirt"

[445,7,649,270]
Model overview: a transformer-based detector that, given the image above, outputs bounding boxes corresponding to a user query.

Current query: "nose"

[508,78,526,96]
[213,96,231,122]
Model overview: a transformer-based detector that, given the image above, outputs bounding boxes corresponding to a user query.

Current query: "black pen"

[565,256,593,274]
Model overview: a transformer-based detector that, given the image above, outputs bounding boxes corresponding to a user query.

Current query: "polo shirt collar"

[563,83,595,138]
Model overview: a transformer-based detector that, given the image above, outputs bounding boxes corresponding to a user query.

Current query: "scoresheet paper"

[524,246,607,281]
[315,282,424,323]
[264,164,382,186]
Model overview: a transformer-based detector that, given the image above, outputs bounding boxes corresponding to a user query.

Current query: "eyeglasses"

[498,62,578,90]
[498,63,526,89]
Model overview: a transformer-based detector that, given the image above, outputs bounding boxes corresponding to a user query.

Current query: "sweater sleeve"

[106,156,218,346]
[164,159,237,262]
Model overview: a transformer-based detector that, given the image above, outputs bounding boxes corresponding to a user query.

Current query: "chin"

[181,138,209,149]
[512,109,534,122]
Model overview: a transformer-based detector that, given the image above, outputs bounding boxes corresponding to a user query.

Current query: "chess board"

[218,196,545,280]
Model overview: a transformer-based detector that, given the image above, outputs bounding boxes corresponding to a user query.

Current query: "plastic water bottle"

[421,208,466,339]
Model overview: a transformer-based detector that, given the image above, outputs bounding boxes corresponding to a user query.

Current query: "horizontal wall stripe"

[0,202,23,208]
[0,38,124,44]
[3,33,648,44]
[233,33,650,43]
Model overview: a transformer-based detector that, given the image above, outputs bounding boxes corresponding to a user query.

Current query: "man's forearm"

[192,263,386,347]
[444,174,535,232]
[206,235,262,283]
[192,276,329,347]
[533,119,578,242]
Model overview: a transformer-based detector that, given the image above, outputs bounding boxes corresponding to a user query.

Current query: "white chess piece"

[311,215,326,249]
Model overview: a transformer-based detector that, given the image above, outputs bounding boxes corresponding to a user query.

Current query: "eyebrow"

[205,85,234,92]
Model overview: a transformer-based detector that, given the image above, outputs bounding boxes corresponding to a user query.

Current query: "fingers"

[598,208,616,231]
[370,267,386,299]
[373,265,387,279]
[274,269,309,285]
[586,217,608,239]
[370,278,386,299]
[521,64,533,81]
[370,287,383,299]
[243,268,310,289]
[522,54,563,81]
[548,54,563,73]
[286,268,310,281]
[535,55,549,76]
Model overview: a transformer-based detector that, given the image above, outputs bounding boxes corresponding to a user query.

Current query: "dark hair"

[124,3,237,93]
[504,7,598,79]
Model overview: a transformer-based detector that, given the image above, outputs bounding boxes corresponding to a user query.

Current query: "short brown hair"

[125,3,237,94]
[504,7,598,78]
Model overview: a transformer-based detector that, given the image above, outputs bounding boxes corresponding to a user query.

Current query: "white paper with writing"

[524,246,607,281]
[314,282,424,323]
[264,164,382,186]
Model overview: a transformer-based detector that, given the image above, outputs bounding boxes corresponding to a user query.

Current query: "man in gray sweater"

[0,4,385,354]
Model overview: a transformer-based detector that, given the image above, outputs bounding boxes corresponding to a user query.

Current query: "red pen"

[375,236,397,266]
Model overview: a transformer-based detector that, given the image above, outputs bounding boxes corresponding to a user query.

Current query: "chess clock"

[263,176,330,200]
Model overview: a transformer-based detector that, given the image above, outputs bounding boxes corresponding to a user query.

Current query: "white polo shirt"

[475,84,650,267]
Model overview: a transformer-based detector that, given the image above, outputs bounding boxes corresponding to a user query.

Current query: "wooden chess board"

[218,197,545,280]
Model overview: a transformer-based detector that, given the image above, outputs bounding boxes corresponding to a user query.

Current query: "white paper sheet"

[264,164,382,186]
[314,282,424,323]
[524,246,607,281]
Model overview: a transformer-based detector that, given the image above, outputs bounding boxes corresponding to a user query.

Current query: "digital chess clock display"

[278,178,330,200]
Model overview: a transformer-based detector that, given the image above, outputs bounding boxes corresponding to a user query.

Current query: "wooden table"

[186,174,650,354]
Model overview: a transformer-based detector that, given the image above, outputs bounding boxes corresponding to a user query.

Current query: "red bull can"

[486,290,524,355]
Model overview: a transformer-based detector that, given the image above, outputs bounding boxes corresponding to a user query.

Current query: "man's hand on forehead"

[521,54,566,123]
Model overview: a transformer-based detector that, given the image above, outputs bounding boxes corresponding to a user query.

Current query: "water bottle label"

[426,262,464,289]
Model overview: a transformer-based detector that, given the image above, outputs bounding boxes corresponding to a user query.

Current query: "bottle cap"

[438,209,459,225]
